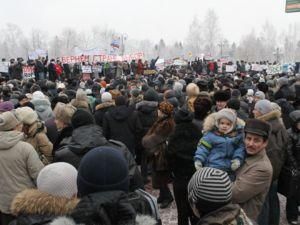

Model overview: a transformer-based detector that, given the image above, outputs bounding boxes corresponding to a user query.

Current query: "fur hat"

[186,83,200,97]
[213,90,231,102]
[158,101,174,116]
[37,162,78,199]
[254,100,272,115]
[0,111,20,131]
[215,108,237,125]
[15,107,38,125]
[77,147,129,196]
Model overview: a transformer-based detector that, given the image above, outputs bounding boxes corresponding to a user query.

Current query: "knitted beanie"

[101,92,113,103]
[71,109,94,129]
[77,147,129,196]
[158,101,174,116]
[254,100,272,115]
[37,162,78,199]
[32,91,45,100]
[15,106,38,125]
[215,108,237,124]
[0,111,20,131]
[0,101,14,112]
[188,167,232,204]
[144,88,159,102]
[254,91,265,100]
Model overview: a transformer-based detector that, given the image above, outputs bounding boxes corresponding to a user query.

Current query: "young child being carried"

[194,108,245,175]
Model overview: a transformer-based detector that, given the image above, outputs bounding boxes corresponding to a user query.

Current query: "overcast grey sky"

[0,0,299,44]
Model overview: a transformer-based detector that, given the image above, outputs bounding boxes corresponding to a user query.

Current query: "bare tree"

[185,15,203,57]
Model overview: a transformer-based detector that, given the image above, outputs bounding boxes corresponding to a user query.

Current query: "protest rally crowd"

[0,55,300,225]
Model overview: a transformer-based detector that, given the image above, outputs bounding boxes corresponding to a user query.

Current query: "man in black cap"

[232,119,273,223]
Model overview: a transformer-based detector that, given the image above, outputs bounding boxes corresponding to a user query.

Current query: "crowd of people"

[0,55,299,225]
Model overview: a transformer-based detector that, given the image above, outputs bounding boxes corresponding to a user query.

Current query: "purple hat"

[0,101,14,112]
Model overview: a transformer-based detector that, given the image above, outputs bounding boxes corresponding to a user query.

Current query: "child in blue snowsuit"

[194,108,245,175]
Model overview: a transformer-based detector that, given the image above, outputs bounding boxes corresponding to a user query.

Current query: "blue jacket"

[194,129,245,172]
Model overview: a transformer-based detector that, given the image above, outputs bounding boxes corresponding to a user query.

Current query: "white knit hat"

[101,92,113,103]
[37,162,78,199]
[254,99,272,115]
[32,91,45,100]
[15,106,38,125]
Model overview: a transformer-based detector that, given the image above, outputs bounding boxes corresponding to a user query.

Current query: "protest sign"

[93,52,144,63]
[225,65,236,73]
[267,65,282,75]
[251,64,262,72]
[92,65,102,73]
[23,66,35,78]
[82,65,92,74]
[144,70,157,75]
[0,62,9,73]
[28,49,47,60]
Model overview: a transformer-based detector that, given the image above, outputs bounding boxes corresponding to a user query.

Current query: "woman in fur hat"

[142,101,175,209]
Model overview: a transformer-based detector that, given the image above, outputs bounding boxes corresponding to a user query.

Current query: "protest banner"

[22,66,35,78]
[251,64,262,72]
[0,62,9,73]
[267,65,282,75]
[92,65,102,73]
[93,52,144,63]
[173,59,187,66]
[28,49,47,60]
[61,55,89,64]
[225,65,236,73]
[82,65,92,74]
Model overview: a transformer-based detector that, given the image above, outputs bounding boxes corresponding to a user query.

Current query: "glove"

[231,159,241,171]
[194,161,203,170]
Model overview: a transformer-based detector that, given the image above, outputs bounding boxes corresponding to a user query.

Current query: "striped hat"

[188,167,232,204]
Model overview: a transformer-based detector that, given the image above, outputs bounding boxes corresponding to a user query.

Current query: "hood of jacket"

[0,131,24,150]
[31,98,54,121]
[11,189,79,216]
[202,112,245,133]
[70,191,137,225]
[257,109,282,123]
[50,214,156,225]
[69,124,108,155]
[95,101,115,111]
[27,120,46,137]
[109,105,132,121]
[197,203,252,225]
[136,100,158,114]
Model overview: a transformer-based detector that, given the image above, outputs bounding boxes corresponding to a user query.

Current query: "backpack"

[128,189,162,225]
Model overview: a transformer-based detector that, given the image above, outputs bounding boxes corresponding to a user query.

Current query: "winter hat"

[15,106,38,125]
[164,90,176,99]
[227,99,240,111]
[0,111,20,131]
[71,109,94,129]
[247,89,254,96]
[174,107,194,123]
[37,162,77,199]
[101,92,113,103]
[32,91,45,100]
[0,101,14,112]
[277,77,289,88]
[130,88,140,98]
[188,167,232,209]
[115,95,127,106]
[194,97,212,120]
[254,91,265,100]
[144,88,159,102]
[213,90,231,102]
[254,100,272,115]
[215,108,237,125]
[231,89,241,99]
[173,82,183,92]
[244,119,271,138]
[77,147,129,196]
[158,101,174,116]
[186,83,200,97]
[271,102,281,112]
[76,89,87,101]
[178,79,186,87]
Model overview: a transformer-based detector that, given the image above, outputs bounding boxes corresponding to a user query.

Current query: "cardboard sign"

[82,65,92,74]
[23,66,35,78]
[61,55,89,64]
[0,62,9,73]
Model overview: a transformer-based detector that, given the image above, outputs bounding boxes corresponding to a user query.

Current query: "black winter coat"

[103,105,143,155]
[167,122,201,179]
[53,126,73,153]
[54,124,143,191]
[94,102,115,127]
